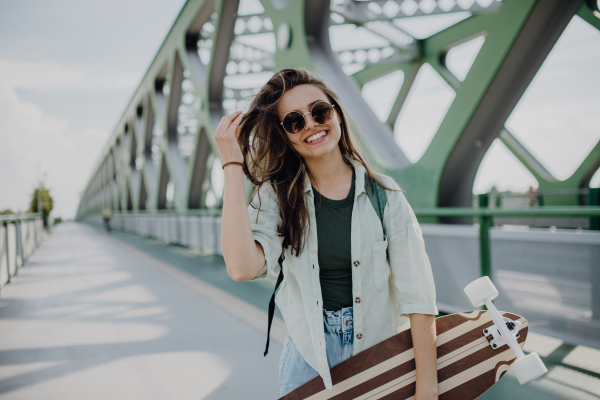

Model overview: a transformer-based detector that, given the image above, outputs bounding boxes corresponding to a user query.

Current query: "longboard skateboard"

[281,277,547,400]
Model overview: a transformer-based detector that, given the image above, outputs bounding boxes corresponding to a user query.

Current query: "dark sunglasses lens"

[312,102,334,124]
[283,112,305,134]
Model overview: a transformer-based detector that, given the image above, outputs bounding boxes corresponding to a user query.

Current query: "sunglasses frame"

[280,101,337,135]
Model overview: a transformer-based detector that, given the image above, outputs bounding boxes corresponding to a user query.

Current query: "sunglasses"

[280,101,336,135]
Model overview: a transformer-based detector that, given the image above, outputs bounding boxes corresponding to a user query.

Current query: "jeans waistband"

[323,306,353,333]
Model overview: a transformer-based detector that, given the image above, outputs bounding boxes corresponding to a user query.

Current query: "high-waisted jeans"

[279,307,354,397]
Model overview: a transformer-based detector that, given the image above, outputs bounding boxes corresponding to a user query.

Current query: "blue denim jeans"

[279,307,354,397]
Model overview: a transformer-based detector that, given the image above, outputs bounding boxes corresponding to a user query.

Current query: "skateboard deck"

[280,310,528,400]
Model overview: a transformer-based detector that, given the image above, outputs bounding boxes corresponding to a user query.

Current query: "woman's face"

[277,84,342,161]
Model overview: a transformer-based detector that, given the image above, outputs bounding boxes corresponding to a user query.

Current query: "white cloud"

[0,0,187,220]
[0,59,141,92]
[0,58,131,219]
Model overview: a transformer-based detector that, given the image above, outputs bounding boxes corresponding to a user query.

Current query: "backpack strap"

[264,251,284,357]
[365,171,387,233]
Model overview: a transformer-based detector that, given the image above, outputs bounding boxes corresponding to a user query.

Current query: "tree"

[28,186,53,227]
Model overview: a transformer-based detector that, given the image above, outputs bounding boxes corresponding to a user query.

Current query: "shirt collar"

[302,156,367,198]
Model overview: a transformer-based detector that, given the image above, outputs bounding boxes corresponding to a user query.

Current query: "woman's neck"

[305,150,353,200]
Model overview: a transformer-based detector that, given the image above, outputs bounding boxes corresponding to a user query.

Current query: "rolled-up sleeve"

[382,178,438,316]
[248,184,284,281]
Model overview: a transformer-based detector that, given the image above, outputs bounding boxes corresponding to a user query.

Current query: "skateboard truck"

[483,317,521,350]
[464,277,548,385]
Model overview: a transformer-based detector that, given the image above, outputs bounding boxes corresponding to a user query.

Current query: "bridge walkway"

[0,222,598,399]
[0,222,281,399]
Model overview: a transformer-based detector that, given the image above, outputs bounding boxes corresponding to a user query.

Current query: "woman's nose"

[304,112,318,130]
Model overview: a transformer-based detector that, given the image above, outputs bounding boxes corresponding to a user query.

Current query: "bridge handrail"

[0,213,43,223]
[83,205,600,281]
[1,213,44,289]
[411,206,600,280]
[85,205,600,218]
[412,206,600,218]
[98,209,223,217]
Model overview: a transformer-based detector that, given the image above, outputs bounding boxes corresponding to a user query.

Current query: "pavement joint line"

[88,224,286,347]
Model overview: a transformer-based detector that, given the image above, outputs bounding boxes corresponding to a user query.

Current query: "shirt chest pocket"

[372,237,389,290]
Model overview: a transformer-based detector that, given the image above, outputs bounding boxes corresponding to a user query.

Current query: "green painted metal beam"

[352,62,404,87]
[498,128,557,183]
[76,0,597,226]
[386,0,538,208]
[578,2,600,31]
[385,61,422,129]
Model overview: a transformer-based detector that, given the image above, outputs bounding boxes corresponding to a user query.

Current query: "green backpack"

[264,171,387,356]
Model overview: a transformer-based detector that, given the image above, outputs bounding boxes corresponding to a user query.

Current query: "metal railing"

[412,206,600,279]
[84,204,600,343]
[83,203,600,347]
[1,214,45,289]
[84,201,600,282]
[472,187,600,210]
[83,211,224,255]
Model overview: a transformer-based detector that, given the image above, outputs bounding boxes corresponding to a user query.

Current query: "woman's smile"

[304,129,329,144]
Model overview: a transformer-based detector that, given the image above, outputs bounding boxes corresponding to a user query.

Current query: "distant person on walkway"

[213,68,438,399]
[528,186,538,207]
[102,206,112,232]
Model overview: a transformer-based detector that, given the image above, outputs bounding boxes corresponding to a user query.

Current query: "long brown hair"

[238,67,396,256]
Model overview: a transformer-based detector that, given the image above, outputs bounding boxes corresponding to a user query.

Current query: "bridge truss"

[76,0,600,219]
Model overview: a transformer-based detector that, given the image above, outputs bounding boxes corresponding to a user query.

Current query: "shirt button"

[345,320,353,326]
[355,297,361,304]
[356,333,363,339]
[353,260,360,267]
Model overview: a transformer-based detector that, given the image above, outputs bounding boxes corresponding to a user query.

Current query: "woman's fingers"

[214,112,237,137]
[223,110,243,126]
[213,110,244,164]
[232,113,243,139]
[216,110,243,138]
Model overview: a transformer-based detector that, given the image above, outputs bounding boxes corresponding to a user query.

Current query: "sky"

[0,0,186,218]
[0,1,599,219]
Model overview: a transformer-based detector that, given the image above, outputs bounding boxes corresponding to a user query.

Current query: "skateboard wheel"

[511,352,548,385]
[464,276,498,307]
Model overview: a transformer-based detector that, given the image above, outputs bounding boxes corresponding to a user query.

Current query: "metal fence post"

[15,220,21,274]
[589,188,599,231]
[1,222,6,296]
[479,215,492,279]
[478,194,492,279]
[5,222,10,283]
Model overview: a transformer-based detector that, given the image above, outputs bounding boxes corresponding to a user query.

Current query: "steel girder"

[495,3,600,207]
[432,0,584,212]
[76,0,600,220]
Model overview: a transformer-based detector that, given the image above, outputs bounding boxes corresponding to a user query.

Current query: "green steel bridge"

[2,0,600,398]
[75,0,600,217]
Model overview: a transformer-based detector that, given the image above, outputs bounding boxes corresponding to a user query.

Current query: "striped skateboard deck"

[280,310,527,400]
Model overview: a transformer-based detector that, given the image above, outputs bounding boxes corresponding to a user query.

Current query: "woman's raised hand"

[217,109,266,282]
[213,110,244,165]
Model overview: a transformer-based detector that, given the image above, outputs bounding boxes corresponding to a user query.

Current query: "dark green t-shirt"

[312,168,355,312]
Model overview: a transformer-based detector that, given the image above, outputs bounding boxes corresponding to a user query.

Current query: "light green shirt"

[249,157,438,390]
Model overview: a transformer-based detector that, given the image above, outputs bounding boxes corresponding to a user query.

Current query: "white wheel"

[464,276,498,307]
[511,352,548,385]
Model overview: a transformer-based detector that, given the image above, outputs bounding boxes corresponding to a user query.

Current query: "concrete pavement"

[1,221,599,399]
[0,222,282,399]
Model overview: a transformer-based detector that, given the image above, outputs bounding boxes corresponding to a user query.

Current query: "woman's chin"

[299,143,341,161]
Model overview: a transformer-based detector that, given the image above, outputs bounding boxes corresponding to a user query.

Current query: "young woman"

[213,68,439,399]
